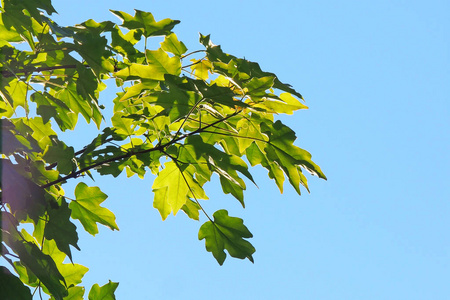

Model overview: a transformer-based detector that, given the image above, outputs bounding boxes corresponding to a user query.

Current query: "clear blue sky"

[43,0,450,299]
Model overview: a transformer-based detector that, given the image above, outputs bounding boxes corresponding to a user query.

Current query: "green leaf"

[161,33,187,56]
[145,49,182,78]
[0,266,32,300]
[44,199,80,261]
[70,183,119,235]
[254,93,308,115]
[60,286,85,300]
[88,281,119,300]
[152,187,171,220]
[151,75,199,121]
[114,49,180,81]
[110,9,180,37]
[42,239,89,289]
[1,119,38,155]
[187,135,255,206]
[0,77,29,113]
[260,120,326,194]
[12,261,38,288]
[0,16,23,42]
[243,76,275,97]
[246,142,285,193]
[11,240,68,299]
[31,92,78,131]
[43,139,75,175]
[236,116,268,153]
[21,117,56,150]
[58,263,89,288]
[201,36,303,98]
[74,33,114,76]
[118,80,158,102]
[75,64,100,103]
[181,199,200,221]
[198,210,254,265]
[1,159,46,223]
[193,80,248,109]
[152,161,207,219]
[110,25,142,59]
[190,59,212,80]
[111,112,134,136]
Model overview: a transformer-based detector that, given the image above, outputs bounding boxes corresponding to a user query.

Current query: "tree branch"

[0,65,79,78]
[40,111,240,189]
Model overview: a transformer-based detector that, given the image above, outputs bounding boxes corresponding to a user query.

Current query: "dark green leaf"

[243,76,275,97]
[200,35,303,98]
[1,159,46,223]
[11,240,67,299]
[198,210,254,265]
[43,139,75,175]
[150,75,199,121]
[73,33,114,76]
[115,49,181,81]
[44,199,80,262]
[246,142,285,192]
[31,92,78,131]
[0,266,32,300]
[186,135,255,206]
[110,10,179,37]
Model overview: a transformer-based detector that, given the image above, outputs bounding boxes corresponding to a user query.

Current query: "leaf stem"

[168,152,213,223]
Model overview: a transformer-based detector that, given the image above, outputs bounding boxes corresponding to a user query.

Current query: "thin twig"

[169,153,213,223]
[182,59,204,69]
[180,50,206,60]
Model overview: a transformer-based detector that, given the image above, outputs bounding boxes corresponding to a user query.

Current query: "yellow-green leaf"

[161,33,187,56]
[70,183,119,236]
[88,281,119,300]
[152,161,207,218]
[114,49,180,81]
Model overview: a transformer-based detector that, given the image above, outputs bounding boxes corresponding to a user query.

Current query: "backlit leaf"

[161,33,187,56]
[145,49,181,78]
[254,93,308,115]
[88,281,119,300]
[114,49,180,81]
[190,59,212,80]
[152,161,207,219]
[181,199,201,221]
[60,286,85,300]
[70,183,119,235]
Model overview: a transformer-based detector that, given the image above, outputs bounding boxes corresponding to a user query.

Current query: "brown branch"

[40,111,240,189]
[1,65,80,78]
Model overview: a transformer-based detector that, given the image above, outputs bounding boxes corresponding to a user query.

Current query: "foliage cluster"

[0,0,325,298]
